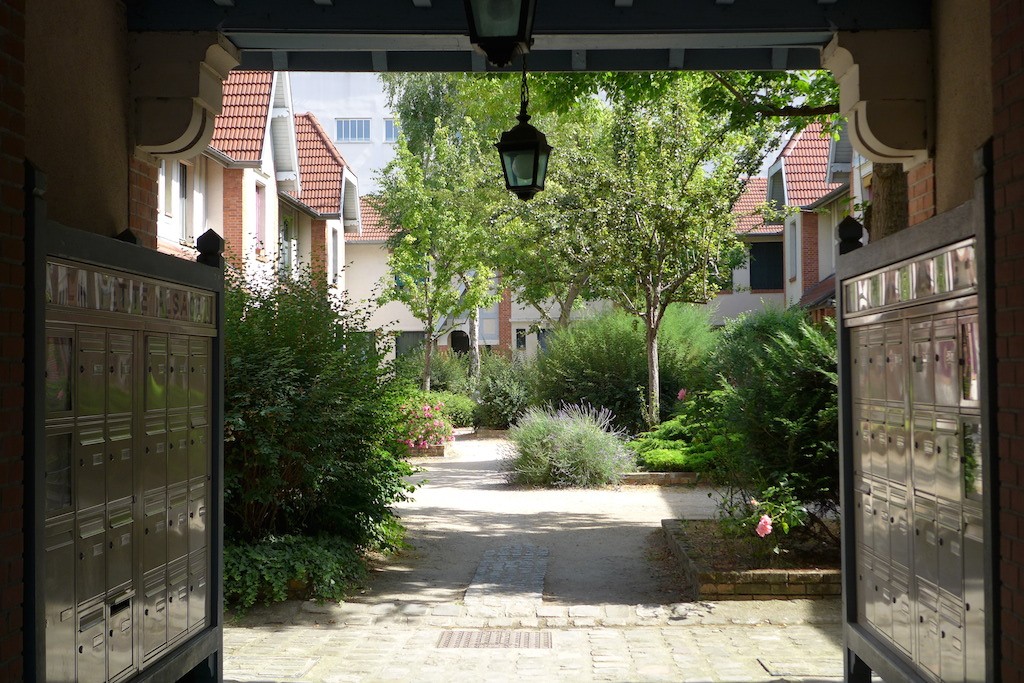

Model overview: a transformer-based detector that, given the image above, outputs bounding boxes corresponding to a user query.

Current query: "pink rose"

[677,388,687,401]
[756,514,773,538]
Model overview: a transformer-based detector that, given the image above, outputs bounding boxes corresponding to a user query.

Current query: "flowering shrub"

[398,401,454,450]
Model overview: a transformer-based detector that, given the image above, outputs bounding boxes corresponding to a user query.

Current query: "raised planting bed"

[662,519,841,600]
[621,471,699,485]
[408,444,450,458]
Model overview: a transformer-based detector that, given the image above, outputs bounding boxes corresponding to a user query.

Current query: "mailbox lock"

[78,646,83,654]
[144,528,149,535]
[939,538,944,546]
[966,603,971,611]
[144,608,149,615]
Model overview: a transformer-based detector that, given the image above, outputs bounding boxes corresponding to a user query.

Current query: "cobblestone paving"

[225,436,844,682]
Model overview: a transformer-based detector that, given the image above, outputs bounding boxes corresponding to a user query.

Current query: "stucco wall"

[934,0,993,213]
[25,0,129,236]
[345,242,421,331]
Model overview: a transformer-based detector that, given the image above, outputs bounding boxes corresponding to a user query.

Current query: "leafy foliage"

[224,535,366,612]
[505,404,635,488]
[224,266,414,548]
[404,390,476,428]
[395,349,474,395]
[627,393,733,473]
[474,352,531,430]
[710,309,839,540]
[533,308,716,434]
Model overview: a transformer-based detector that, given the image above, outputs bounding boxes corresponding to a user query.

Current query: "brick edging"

[661,519,841,600]
[621,472,699,486]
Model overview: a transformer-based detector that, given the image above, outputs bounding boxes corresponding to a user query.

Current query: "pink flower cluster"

[398,401,454,450]
[755,514,773,538]
[676,388,688,402]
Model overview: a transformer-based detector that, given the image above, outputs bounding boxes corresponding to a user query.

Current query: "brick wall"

[497,288,512,352]
[800,211,819,289]
[992,0,1024,676]
[128,153,158,248]
[0,1,25,680]
[222,168,244,268]
[907,158,937,227]
[310,218,326,282]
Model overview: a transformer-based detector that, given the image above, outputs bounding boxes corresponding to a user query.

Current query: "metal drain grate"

[437,630,553,649]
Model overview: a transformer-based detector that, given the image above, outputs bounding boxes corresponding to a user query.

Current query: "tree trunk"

[645,323,660,427]
[865,162,908,241]
[468,308,481,383]
[421,320,433,392]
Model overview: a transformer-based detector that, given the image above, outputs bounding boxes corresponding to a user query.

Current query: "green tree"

[592,76,785,426]
[375,121,501,391]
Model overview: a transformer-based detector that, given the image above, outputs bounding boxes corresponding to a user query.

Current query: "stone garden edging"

[621,472,699,485]
[661,519,841,600]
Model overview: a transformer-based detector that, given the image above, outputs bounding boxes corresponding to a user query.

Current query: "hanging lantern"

[464,0,536,68]
[495,59,551,201]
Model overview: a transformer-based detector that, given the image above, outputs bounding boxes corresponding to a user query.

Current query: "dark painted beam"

[128,0,930,35]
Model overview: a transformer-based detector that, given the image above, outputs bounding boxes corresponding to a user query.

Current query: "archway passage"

[449,330,471,355]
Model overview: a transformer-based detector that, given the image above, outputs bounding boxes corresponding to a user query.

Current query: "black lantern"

[495,60,551,201]
[464,0,536,68]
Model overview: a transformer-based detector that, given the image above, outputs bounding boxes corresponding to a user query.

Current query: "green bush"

[627,391,732,474]
[505,404,635,487]
[224,266,414,549]
[394,348,474,394]
[406,390,476,427]
[474,352,530,429]
[224,534,367,612]
[710,308,839,536]
[533,307,716,433]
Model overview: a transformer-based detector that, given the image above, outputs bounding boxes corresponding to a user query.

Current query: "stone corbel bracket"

[130,32,240,160]
[823,31,933,170]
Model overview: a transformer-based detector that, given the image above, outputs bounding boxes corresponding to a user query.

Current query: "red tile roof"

[799,273,837,309]
[347,196,395,242]
[732,177,780,236]
[290,113,348,216]
[779,122,844,208]
[209,71,274,162]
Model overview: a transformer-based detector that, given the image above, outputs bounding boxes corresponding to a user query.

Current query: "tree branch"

[708,71,839,118]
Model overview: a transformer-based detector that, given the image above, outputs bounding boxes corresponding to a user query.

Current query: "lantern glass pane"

[535,151,549,188]
[503,149,536,187]
[471,0,522,37]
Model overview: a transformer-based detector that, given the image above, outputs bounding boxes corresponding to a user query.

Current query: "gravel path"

[350,434,722,607]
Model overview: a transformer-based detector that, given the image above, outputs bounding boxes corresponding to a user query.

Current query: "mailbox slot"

[77,602,107,683]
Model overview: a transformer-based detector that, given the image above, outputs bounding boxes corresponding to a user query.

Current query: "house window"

[515,328,527,350]
[766,170,785,225]
[158,160,193,243]
[279,211,297,275]
[255,183,266,253]
[331,227,340,284]
[395,331,426,357]
[537,328,551,352]
[337,118,371,143]
[787,222,798,279]
[749,242,784,291]
[384,118,400,143]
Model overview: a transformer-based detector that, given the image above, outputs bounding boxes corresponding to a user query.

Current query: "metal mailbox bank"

[28,196,224,683]
[839,198,995,682]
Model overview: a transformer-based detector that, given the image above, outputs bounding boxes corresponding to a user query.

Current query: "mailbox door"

[885,322,906,403]
[867,327,887,401]
[960,313,981,408]
[44,517,75,683]
[939,599,966,683]
[853,406,870,479]
[106,418,134,503]
[938,503,964,601]
[142,492,166,574]
[145,334,167,412]
[916,585,941,679]
[77,329,106,417]
[871,486,890,560]
[188,551,207,630]
[889,486,910,570]
[106,501,134,591]
[167,485,188,563]
[76,509,106,603]
[167,335,190,409]
[166,559,189,643]
[167,412,189,487]
[188,479,207,554]
[935,416,961,502]
[188,410,208,480]
[962,418,984,502]
[76,603,106,683]
[189,336,209,408]
[142,569,166,659]
[934,316,959,408]
[142,414,167,494]
[107,593,135,680]
[887,409,908,487]
[913,412,937,497]
[869,407,887,481]
[76,422,106,511]
[911,319,935,405]
[45,429,73,518]
[891,567,913,656]
[914,497,939,589]
[854,478,873,551]
[107,331,134,415]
